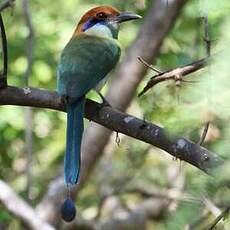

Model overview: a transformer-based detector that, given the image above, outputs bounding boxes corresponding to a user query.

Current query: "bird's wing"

[57,34,121,99]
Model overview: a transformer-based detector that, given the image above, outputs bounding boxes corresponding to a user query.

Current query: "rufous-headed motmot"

[57,6,141,222]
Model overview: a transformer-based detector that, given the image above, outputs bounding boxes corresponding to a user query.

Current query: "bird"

[57,6,141,222]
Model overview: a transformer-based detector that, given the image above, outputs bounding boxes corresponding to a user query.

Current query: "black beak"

[116,12,142,23]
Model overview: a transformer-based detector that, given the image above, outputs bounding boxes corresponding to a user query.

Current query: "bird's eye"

[96,12,107,19]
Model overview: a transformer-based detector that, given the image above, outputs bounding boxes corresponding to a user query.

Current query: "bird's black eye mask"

[82,13,111,32]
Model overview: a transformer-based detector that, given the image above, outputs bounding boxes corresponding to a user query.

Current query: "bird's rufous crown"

[73,6,120,36]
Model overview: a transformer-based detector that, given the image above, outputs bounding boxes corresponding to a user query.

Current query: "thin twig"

[0,0,15,12]
[22,0,34,86]
[203,197,222,218]
[0,13,8,88]
[24,107,33,199]
[198,16,211,145]
[124,187,201,204]
[22,0,34,200]
[115,131,121,146]
[198,122,210,145]
[208,206,230,230]
[203,16,211,57]
[138,58,208,97]
[138,56,161,73]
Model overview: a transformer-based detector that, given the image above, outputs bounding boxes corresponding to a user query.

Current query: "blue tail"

[64,97,85,185]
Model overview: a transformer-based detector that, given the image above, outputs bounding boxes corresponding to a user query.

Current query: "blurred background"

[0,0,230,229]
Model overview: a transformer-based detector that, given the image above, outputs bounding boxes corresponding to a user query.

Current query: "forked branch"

[138,57,208,97]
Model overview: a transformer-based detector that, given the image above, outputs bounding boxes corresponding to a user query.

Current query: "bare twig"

[0,13,8,88]
[0,0,15,12]
[123,187,196,202]
[198,16,212,145]
[22,0,34,201]
[22,0,34,86]
[115,131,121,146]
[138,56,161,73]
[203,197,222,217]
[198,122,210,145]
[208,206,230,230]
[203,16,211,57]
[138,58,208,97]
[24,107,33,199]
[0,86,223,174]
[0,180,54,230]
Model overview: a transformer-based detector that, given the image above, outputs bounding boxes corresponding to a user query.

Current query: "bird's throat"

[85,23,117,39]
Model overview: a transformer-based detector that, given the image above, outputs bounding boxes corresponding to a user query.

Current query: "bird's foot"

[61,95,69,105]
[97,92,111,107]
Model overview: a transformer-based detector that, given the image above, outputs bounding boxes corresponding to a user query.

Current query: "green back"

[57,34,121,99]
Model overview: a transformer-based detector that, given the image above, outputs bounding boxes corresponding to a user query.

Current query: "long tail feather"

[64,97,85,185]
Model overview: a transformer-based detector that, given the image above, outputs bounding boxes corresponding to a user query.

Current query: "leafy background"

[0,0,229,229]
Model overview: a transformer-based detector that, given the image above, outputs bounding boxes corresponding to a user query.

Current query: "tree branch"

[0,0,15,12]
[0,86,223,173]
[0,13,8,88]
[0,180,54,230]
[138,57,208,97]
[208,205,230,230]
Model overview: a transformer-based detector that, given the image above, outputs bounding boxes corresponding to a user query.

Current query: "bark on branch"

[0,86,223,173]
[138,57,208,96]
